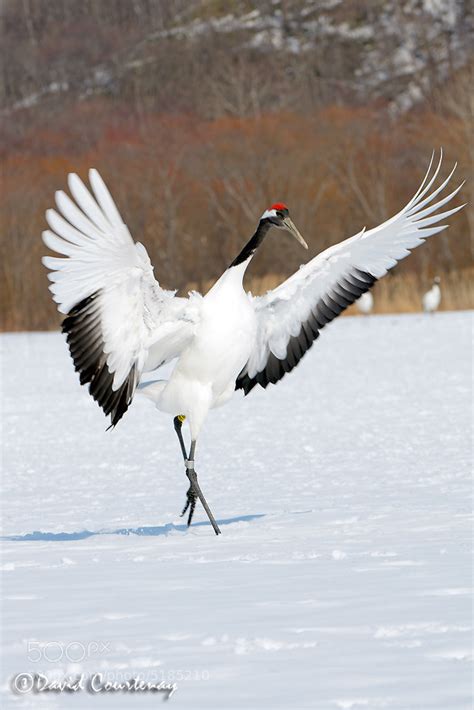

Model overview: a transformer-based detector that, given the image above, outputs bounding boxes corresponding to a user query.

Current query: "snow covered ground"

[1,312,472,709]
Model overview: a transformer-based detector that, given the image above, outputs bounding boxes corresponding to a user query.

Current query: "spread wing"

[42,170,197,426]
[237,151,464,395]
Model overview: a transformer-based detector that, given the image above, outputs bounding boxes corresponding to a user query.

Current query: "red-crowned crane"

[422,276,442,313]
[356,291,374,315]
[42,151,464,535]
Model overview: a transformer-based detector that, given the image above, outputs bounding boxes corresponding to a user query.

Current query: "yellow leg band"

[177,415,186,423]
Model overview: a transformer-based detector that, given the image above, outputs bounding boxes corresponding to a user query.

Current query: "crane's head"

[260,203,308,249]
[434,276,441,285]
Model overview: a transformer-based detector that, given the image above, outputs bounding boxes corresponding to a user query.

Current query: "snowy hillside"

[3,0,472,115]
[1,312,472,709]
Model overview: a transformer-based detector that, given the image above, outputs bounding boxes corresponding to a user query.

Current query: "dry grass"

[1,267,472,334]
[355,268,474,315]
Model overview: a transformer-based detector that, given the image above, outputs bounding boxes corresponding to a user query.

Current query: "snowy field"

[1,312,472,710]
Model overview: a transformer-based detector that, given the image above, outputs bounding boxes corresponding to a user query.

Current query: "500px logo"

[26,640,110,663]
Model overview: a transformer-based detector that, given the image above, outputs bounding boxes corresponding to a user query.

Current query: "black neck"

[229,219,271,269]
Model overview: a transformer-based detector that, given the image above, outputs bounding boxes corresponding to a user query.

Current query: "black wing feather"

[236,268,376,395]
[62,292,137,427]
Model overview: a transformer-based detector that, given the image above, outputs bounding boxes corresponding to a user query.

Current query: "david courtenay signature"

[12,673,177,699]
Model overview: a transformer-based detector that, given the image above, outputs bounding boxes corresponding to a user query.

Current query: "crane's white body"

[140,261,256,437]
[356,291,374,315]
[42,152,463,442]
[422,282,441,313]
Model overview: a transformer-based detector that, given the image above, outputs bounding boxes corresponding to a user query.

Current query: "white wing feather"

[238,152,464,392]
[42,169,196,425]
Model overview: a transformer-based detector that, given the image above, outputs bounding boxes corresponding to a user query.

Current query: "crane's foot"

[180,462,221,535]
[180,482,198,526]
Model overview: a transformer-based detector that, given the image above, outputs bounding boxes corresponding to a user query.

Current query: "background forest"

[1,0,472,331]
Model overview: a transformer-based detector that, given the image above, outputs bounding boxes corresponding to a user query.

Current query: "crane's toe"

[180,484,198,526]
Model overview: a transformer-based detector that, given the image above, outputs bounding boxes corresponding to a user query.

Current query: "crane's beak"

[282,216,308,249]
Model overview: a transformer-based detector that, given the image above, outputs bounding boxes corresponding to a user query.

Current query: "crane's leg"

[174,415,188,461]
[173,417,221,536]
[173,416,197,522]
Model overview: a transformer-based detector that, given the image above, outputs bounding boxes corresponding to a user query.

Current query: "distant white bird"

[356,291,374,315]
[422,276,441,313]
[42,151,463,534]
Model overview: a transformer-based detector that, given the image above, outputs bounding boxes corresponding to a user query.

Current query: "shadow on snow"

[2,514,265,541]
